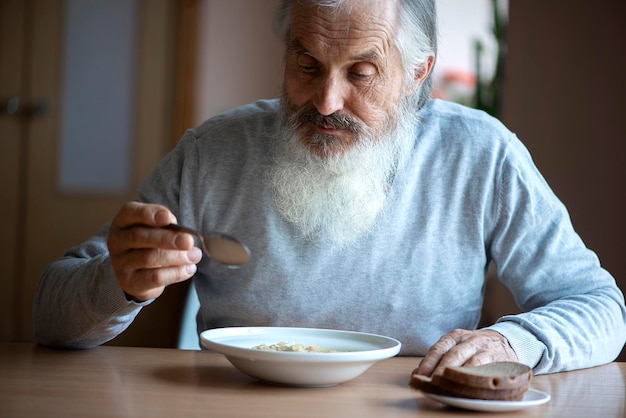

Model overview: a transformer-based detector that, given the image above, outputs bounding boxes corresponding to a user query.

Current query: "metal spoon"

[164,224,251,268]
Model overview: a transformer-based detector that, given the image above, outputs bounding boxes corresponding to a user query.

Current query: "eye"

[349,62,377,80]
[297,54,320,74]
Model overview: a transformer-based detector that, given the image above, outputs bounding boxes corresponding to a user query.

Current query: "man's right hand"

[107,202,203,302]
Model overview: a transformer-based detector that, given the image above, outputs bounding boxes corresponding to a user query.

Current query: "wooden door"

[0,0,190,347]
[0,0,26,342]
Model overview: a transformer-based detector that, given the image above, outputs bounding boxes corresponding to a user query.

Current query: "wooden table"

[1,343,624,417]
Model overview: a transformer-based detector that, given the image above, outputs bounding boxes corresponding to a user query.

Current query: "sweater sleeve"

[484,137,626,374]
[32,224,151,348]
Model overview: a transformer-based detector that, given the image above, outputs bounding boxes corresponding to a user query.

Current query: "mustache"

[289,106,363,133]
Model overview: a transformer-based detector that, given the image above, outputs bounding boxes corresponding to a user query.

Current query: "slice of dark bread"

[442,362,532,390]
[410,362,532,401]
[411,374,527,401]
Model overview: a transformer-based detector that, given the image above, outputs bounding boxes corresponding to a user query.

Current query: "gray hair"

[274,0,438,110]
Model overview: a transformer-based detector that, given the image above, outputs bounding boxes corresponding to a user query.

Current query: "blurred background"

[1,0,624,361]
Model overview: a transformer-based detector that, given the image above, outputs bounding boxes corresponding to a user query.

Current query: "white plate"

[424,388,551,412]
[200,327,401,387]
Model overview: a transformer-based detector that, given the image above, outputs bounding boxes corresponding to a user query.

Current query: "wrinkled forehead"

[289,0,400,49]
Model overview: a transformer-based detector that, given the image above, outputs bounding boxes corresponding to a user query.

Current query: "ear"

[413,54,436,89]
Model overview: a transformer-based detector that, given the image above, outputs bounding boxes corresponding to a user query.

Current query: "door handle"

[2,96,49,118]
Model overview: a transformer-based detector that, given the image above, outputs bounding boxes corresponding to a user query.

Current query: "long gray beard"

[268,98,418,246]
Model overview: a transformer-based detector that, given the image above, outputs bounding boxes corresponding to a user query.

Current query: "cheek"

[351,88,398,128]
[283,66,310,106]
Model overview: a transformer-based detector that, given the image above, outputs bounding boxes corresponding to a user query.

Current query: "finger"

[461,350,501,368]
[116,247,202,272]
[133,225,196,252]
[416,331,462,376]
[430,342,480,376]
[112,201,177,230]
[418,329,518,377]
[122,263,198,301]
[108,223,196,258]
[112,245,201,301]
[116,247,201,296]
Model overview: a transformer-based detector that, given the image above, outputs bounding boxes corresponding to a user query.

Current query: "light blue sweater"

[33,99,626,374]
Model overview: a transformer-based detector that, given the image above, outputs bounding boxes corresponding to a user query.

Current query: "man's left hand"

[415,329,518,377]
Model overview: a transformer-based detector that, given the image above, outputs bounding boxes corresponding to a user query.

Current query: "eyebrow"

[286,39,309,55]
[287,39,382,63]
[350,49,382,63]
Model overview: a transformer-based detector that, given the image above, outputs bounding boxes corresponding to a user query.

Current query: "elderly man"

[34,0,625,376]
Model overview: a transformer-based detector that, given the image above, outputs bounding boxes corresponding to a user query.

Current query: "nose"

[313,75,345,116]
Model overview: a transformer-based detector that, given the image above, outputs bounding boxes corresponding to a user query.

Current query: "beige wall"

[193,0,283,125]
[502,1,626,360]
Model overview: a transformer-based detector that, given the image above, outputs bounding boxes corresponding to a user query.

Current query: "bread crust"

[410,362,532,401]
[442,362,532,390]
[410,373,527,401]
